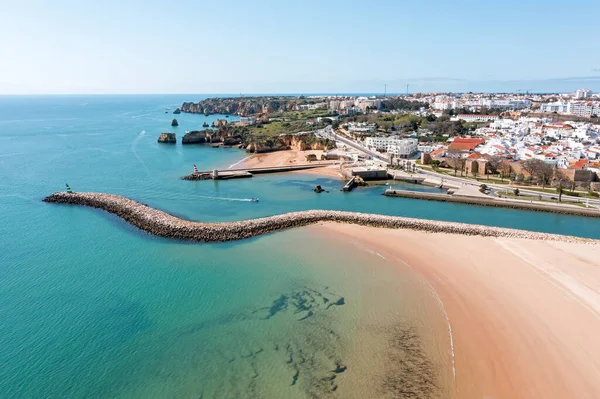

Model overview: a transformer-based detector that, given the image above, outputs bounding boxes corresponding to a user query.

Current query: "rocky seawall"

[43,192,597,244]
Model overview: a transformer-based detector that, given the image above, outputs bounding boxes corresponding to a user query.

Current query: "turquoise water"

[1,95,599,398]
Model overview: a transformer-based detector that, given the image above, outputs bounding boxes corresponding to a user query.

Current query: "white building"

[481,99,532,109]
[348,122,377,133]
[388,139,418,158]
[239,116,257,125]
[364,137,418,158]
[539,100,569,113]
[417,144,443,154]
[567,101,600,117]
[574,88,592,99]
[454,114,499,122]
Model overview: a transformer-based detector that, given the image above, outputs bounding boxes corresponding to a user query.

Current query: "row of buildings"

[418,115,600,187]
[539,100,600,117]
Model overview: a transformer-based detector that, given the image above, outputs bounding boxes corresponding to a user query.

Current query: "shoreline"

[318,223,600,398]
[43,192,598,243]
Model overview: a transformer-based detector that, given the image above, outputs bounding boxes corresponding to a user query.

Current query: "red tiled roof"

[448,138,485,151]
[430,148,445,156]
[570,159,589,169]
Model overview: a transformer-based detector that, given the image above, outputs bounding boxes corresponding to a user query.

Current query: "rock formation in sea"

[173,108,181,114]
[171,118,179,127]
[157,133,176,143]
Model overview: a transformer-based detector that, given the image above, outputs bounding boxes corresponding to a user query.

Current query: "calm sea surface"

[1,95,599,398]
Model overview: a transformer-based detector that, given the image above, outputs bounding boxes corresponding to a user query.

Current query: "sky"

[1,0,600,94]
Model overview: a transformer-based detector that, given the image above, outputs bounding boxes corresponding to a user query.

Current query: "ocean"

[1,95,599,398]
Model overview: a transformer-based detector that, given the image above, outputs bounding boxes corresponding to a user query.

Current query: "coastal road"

[416,167,600,207]
[316,126,389,163]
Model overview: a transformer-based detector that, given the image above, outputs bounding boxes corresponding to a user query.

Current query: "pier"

[43,192,596,243]
[343,176,357,192]
[183,163,334,180]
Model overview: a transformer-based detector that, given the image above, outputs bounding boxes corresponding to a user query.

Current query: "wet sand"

[318,223,600,399]
[240,149,344,178]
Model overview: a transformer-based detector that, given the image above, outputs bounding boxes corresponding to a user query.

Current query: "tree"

[499,162,512,182]
[516,173,525,183]
[487,156,504,175]
[521,158,543,180]
[446,149,466,176]
[521,158,553,188]
[538,163,554,189]
[514,188,520,196]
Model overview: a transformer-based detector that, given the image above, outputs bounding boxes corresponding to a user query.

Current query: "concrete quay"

[383,189,600,217]
[43,192,597,243]
[183,163,332,180]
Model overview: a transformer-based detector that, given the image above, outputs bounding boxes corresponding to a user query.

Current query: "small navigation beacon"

[65,183,73,194]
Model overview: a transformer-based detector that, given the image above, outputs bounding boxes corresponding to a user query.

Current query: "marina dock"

[183,163,334,180]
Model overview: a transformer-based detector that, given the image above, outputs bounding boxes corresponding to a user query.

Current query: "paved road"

[316,126,389,163]
[416,167,600,207]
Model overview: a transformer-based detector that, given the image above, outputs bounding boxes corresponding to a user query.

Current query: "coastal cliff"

[43,192,595,244]
[181,129,244,145]
[180,96,324,116]
[244,133,333,153]
[181,128,333,152]
[157,133,176,143]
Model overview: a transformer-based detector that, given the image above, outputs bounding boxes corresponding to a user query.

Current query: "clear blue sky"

[2,0,600,94]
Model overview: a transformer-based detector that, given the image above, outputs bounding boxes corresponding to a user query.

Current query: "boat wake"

[131,113,152,119]
[228,156,252,169]
[131,131,158,183]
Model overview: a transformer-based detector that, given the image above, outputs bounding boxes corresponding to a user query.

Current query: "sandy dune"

[319,224,600,399]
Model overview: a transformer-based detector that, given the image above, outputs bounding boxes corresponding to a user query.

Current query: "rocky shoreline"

[43,192,597,244]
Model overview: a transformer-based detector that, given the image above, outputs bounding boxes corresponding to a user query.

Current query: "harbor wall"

[383,189,600,218]
[43,192,597,243]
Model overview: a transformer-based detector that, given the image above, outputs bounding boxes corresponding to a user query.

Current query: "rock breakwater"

[43,192,597,244]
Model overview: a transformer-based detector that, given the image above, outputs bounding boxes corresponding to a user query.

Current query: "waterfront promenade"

[384,189,600,217]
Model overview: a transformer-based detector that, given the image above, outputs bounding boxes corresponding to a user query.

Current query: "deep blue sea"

[1,95,599,398]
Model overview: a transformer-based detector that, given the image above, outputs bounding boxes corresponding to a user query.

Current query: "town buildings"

[364,137,418,158]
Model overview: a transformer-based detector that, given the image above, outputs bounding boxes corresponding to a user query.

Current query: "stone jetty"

[43,192,598,244]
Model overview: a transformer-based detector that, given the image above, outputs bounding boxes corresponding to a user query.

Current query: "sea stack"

[173,108,181,114]
[171,118,179,127]
[158,133,176,143]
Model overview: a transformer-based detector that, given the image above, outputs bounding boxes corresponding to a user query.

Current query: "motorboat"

[250,197,259,202]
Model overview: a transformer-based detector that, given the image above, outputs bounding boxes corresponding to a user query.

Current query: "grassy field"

[248,120,320,137]
[269,108,331,120]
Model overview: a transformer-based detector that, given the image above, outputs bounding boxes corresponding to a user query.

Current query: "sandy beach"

[318,223,600,399]
[239,149,344,178]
